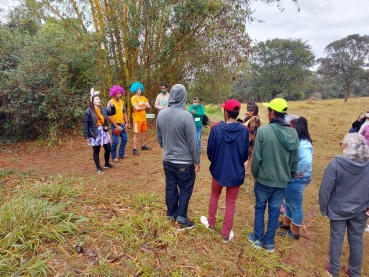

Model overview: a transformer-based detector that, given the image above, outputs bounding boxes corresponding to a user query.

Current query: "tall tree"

[248,38,315,101]
[317,34,369,102]
[11,0,294,104]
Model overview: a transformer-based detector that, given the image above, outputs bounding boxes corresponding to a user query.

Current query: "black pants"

[92,144,111,170]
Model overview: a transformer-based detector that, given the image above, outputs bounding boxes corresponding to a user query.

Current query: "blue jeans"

[111,125,128,159]
[163,161,196,224]
[253,181,285,246]
[196,126,202,150]
[284,179,309,226]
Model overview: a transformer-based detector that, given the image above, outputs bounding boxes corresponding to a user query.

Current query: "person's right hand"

[359,114,366,120]
[194,164,200,172]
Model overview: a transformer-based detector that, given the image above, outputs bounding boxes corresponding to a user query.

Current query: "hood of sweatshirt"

[269,118,299,152]
[218,121,246,143]
[168,84,186,109]
[335,155,369,175]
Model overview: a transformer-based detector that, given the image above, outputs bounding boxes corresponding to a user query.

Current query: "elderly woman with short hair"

[319,133,369,277]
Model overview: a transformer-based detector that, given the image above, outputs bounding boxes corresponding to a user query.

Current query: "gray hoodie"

[319,155,369,220]
[156,84,200,165]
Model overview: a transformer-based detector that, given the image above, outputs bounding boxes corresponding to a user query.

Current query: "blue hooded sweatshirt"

[207,121,249,187]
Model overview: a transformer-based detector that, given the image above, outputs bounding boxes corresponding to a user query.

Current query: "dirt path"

[0,134,164,185]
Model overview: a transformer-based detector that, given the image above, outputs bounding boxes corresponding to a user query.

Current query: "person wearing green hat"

[247,98,299,253]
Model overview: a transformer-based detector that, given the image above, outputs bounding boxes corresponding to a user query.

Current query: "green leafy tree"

[317,34,369,102]
[249,38,315,101]
[0,20,98,139]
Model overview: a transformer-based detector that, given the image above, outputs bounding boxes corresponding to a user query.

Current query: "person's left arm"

[243,127,249,162]
[251,129,262,179]
[186,116,200,165]
[123,105,129,127]
[156,117,163,148]
[142,97,151,109]
[296,141,313,175]
[196,104,205,117]
[290,147,299,179]
[207,125,215,162]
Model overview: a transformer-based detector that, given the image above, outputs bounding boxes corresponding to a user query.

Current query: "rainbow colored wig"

[109,85,125,97]
[130,82,144,94]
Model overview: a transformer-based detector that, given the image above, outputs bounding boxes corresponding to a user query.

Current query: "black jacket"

[351,118,366,130]
[83,105,116,139]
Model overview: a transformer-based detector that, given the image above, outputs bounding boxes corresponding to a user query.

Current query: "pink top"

[360,125,369,146]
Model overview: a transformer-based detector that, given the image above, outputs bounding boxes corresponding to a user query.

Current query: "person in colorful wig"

[130,82,151,156]
[107,85,129,162]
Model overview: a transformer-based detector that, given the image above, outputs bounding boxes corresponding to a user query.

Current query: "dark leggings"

[92,144,111,169]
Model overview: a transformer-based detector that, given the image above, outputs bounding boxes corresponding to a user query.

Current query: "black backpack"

[202,114,209,126]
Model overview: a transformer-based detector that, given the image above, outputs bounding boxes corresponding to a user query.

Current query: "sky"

[247,0,369,59]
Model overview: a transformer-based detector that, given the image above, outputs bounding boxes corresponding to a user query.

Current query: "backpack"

[202,114,209,126]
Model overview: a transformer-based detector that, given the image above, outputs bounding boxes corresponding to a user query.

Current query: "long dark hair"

[248,104,259,116]
[89,95,99,115]
[294,117,312,144]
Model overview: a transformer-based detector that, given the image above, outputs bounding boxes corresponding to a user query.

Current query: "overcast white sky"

[247,0,369,59]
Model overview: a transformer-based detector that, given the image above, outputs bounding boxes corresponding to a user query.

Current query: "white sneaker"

[200,216,212,229]
[223,230,234,243]
[365,225,369,233]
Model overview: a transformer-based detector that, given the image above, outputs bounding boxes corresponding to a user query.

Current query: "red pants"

[207,178,240,238]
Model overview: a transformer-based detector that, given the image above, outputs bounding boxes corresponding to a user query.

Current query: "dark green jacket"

[189,104,205,127]
[251,118,299,188]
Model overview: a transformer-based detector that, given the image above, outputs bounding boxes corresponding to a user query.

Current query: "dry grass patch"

[1,97,369,276]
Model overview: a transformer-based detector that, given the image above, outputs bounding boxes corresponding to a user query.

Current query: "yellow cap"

[263,98,288,113]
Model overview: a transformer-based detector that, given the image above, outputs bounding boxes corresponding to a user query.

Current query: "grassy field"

[1,97,369,276]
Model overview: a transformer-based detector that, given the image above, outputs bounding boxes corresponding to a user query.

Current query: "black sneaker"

[97,168,105,174]
[141,145,151,151]
[278,230,300,240]
[104,163,116,169]
[175,220,195,231]
[277,220,290,230]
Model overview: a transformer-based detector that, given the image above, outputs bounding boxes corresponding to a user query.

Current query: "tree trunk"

[271,90,278,99]
[344,82,350,102]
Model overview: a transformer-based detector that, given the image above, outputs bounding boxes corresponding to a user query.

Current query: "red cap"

[220,99,241,112]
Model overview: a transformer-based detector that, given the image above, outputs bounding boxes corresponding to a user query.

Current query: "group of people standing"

[83,83,369,276]
[83,82,156,174]
[83,82,206,174]
[157,91,314,251]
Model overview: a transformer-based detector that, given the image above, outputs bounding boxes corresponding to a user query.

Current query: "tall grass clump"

[0,175,88,276]
[1,196,86,250]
